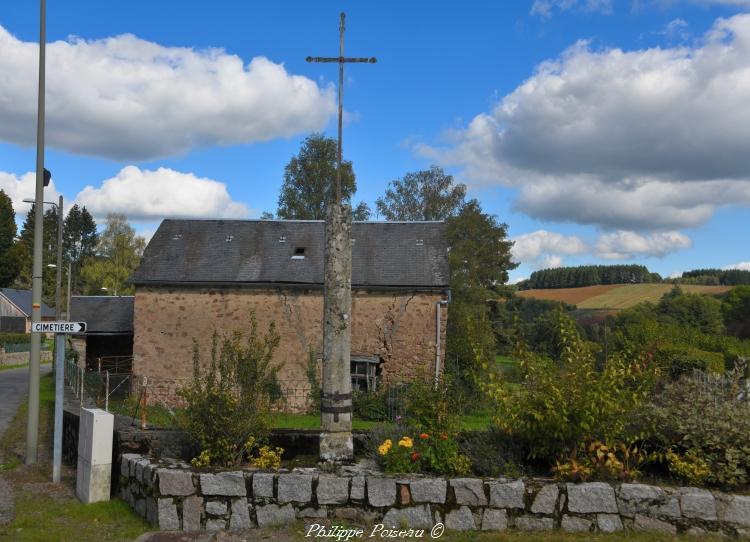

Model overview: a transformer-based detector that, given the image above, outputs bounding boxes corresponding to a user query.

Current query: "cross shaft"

[306,12,376,202]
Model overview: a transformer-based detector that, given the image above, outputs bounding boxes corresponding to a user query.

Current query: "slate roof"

[70,296,134,334]
[0,288,55,318]
[132,219,449,288]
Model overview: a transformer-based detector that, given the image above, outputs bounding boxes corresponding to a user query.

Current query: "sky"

[1,0,749,283]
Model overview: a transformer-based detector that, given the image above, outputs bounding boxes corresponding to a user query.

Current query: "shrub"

[637,363,750,487]
[483,310,658,462]
[352,388,388,421]
[0,332,29,347]
[456,429,525,477]
[178,316,281,467]
[376,431,470,476]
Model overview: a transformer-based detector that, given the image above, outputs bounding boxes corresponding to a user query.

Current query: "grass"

[518,283,732,310]
[0,373,150,542]
[6,495,149,542]
[0,360,52,372]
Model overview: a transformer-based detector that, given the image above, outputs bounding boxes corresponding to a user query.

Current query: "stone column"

[320,202,353,462]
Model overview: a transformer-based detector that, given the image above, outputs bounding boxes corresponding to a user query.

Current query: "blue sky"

[1,0,749,282]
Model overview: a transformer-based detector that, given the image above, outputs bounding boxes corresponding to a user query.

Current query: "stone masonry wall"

[133,286,448,409]
[119,454,750,537]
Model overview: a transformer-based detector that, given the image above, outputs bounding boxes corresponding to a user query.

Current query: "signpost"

[34,321,87,482]
[32,321,86,334]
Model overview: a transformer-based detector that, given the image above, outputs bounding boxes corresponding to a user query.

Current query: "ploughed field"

[517,283,732,310]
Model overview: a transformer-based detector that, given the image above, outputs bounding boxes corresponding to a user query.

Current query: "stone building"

[131,219,450,411]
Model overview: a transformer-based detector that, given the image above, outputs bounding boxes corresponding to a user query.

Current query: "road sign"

[31,321,86,334]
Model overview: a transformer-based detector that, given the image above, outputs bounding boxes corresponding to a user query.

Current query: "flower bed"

[119,453,750,537]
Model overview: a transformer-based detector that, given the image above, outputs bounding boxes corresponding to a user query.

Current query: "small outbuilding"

[69,296,134,372]
[0,288,55,332]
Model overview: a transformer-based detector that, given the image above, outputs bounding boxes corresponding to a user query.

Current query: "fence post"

[140,376,148,430]
[79,367,84,407]
[105,370,110,412]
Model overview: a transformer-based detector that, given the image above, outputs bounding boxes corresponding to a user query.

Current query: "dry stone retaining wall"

[119,454,750,537]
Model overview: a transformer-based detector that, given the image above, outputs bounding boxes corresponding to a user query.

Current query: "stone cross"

[307,13,376,462]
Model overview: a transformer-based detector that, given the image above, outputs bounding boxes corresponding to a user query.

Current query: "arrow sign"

[31,321,87,334]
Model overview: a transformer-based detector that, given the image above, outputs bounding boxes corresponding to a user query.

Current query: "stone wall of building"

[119,453,750,537]
[133,286,448,409]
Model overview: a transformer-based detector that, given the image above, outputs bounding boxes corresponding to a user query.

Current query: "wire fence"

[64,358,133,411]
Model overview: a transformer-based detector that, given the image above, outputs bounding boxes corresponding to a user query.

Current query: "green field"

[520,283,731,310]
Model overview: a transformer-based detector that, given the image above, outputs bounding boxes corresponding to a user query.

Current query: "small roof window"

[279,235,287,243]
[225,235,234,243]
[292,247,305,260]
[416,239,424,246]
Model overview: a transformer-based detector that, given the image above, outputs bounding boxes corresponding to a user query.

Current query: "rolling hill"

[517,283,732,310]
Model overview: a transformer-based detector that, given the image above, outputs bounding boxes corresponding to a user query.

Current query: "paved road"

[0,364,52,439]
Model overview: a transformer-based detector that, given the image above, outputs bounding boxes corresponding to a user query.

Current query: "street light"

[47,262,72,320]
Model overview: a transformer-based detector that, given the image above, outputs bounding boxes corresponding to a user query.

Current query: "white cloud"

[512,229,588,269]
[420,14,750,230]
[75,166,251,221]
[0,170,62,218]
[531,0,613,17]
[723,261,750,270]
[595,230,692,259]
[0,25,335,161]
[538,254,565,269]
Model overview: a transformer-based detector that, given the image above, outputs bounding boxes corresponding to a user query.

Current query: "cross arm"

[306,56,377,64]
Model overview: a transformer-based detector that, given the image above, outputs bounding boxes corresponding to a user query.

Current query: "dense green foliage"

[520,264,661,289]
[636,364,750,486]
[680,268,750,285]
[178,318,281,467]
[276,133,370,220]
[0,189,22,287]
[0,332,30,347]
[375,166,466,221]
[63,204,99,297]
[80,214,145,296]
[485,311,657,462]
[722,285,750,339]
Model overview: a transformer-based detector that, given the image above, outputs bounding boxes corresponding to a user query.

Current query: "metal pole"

[25,0,46,466]
[53,195,63,367]
[66,262,71,320]
[105,371,110,412]
[79,368,83,406]
[336,12,344,203]
[52,334,64,482]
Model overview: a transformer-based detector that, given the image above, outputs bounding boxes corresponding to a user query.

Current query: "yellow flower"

[398,436,414,448]
[378,439,393,456]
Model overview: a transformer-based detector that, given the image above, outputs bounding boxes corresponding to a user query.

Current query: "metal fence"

[64,358,133,412]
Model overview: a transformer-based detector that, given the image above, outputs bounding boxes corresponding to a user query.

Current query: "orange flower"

[419,433,430,440]
[439,433,449,441]
[410,452,421,461]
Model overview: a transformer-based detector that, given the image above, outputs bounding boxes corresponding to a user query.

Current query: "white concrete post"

[76,408,113,503]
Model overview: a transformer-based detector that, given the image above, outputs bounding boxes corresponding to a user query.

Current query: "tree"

[63,204,98,295]
[375,170,518,403]
[375,166,467,221]
[276,133,371,220]
[0,190,22,287]
[446,200,516,296]
[722,285,750,339]
[80,214,145,295]
[13,203,59,304]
